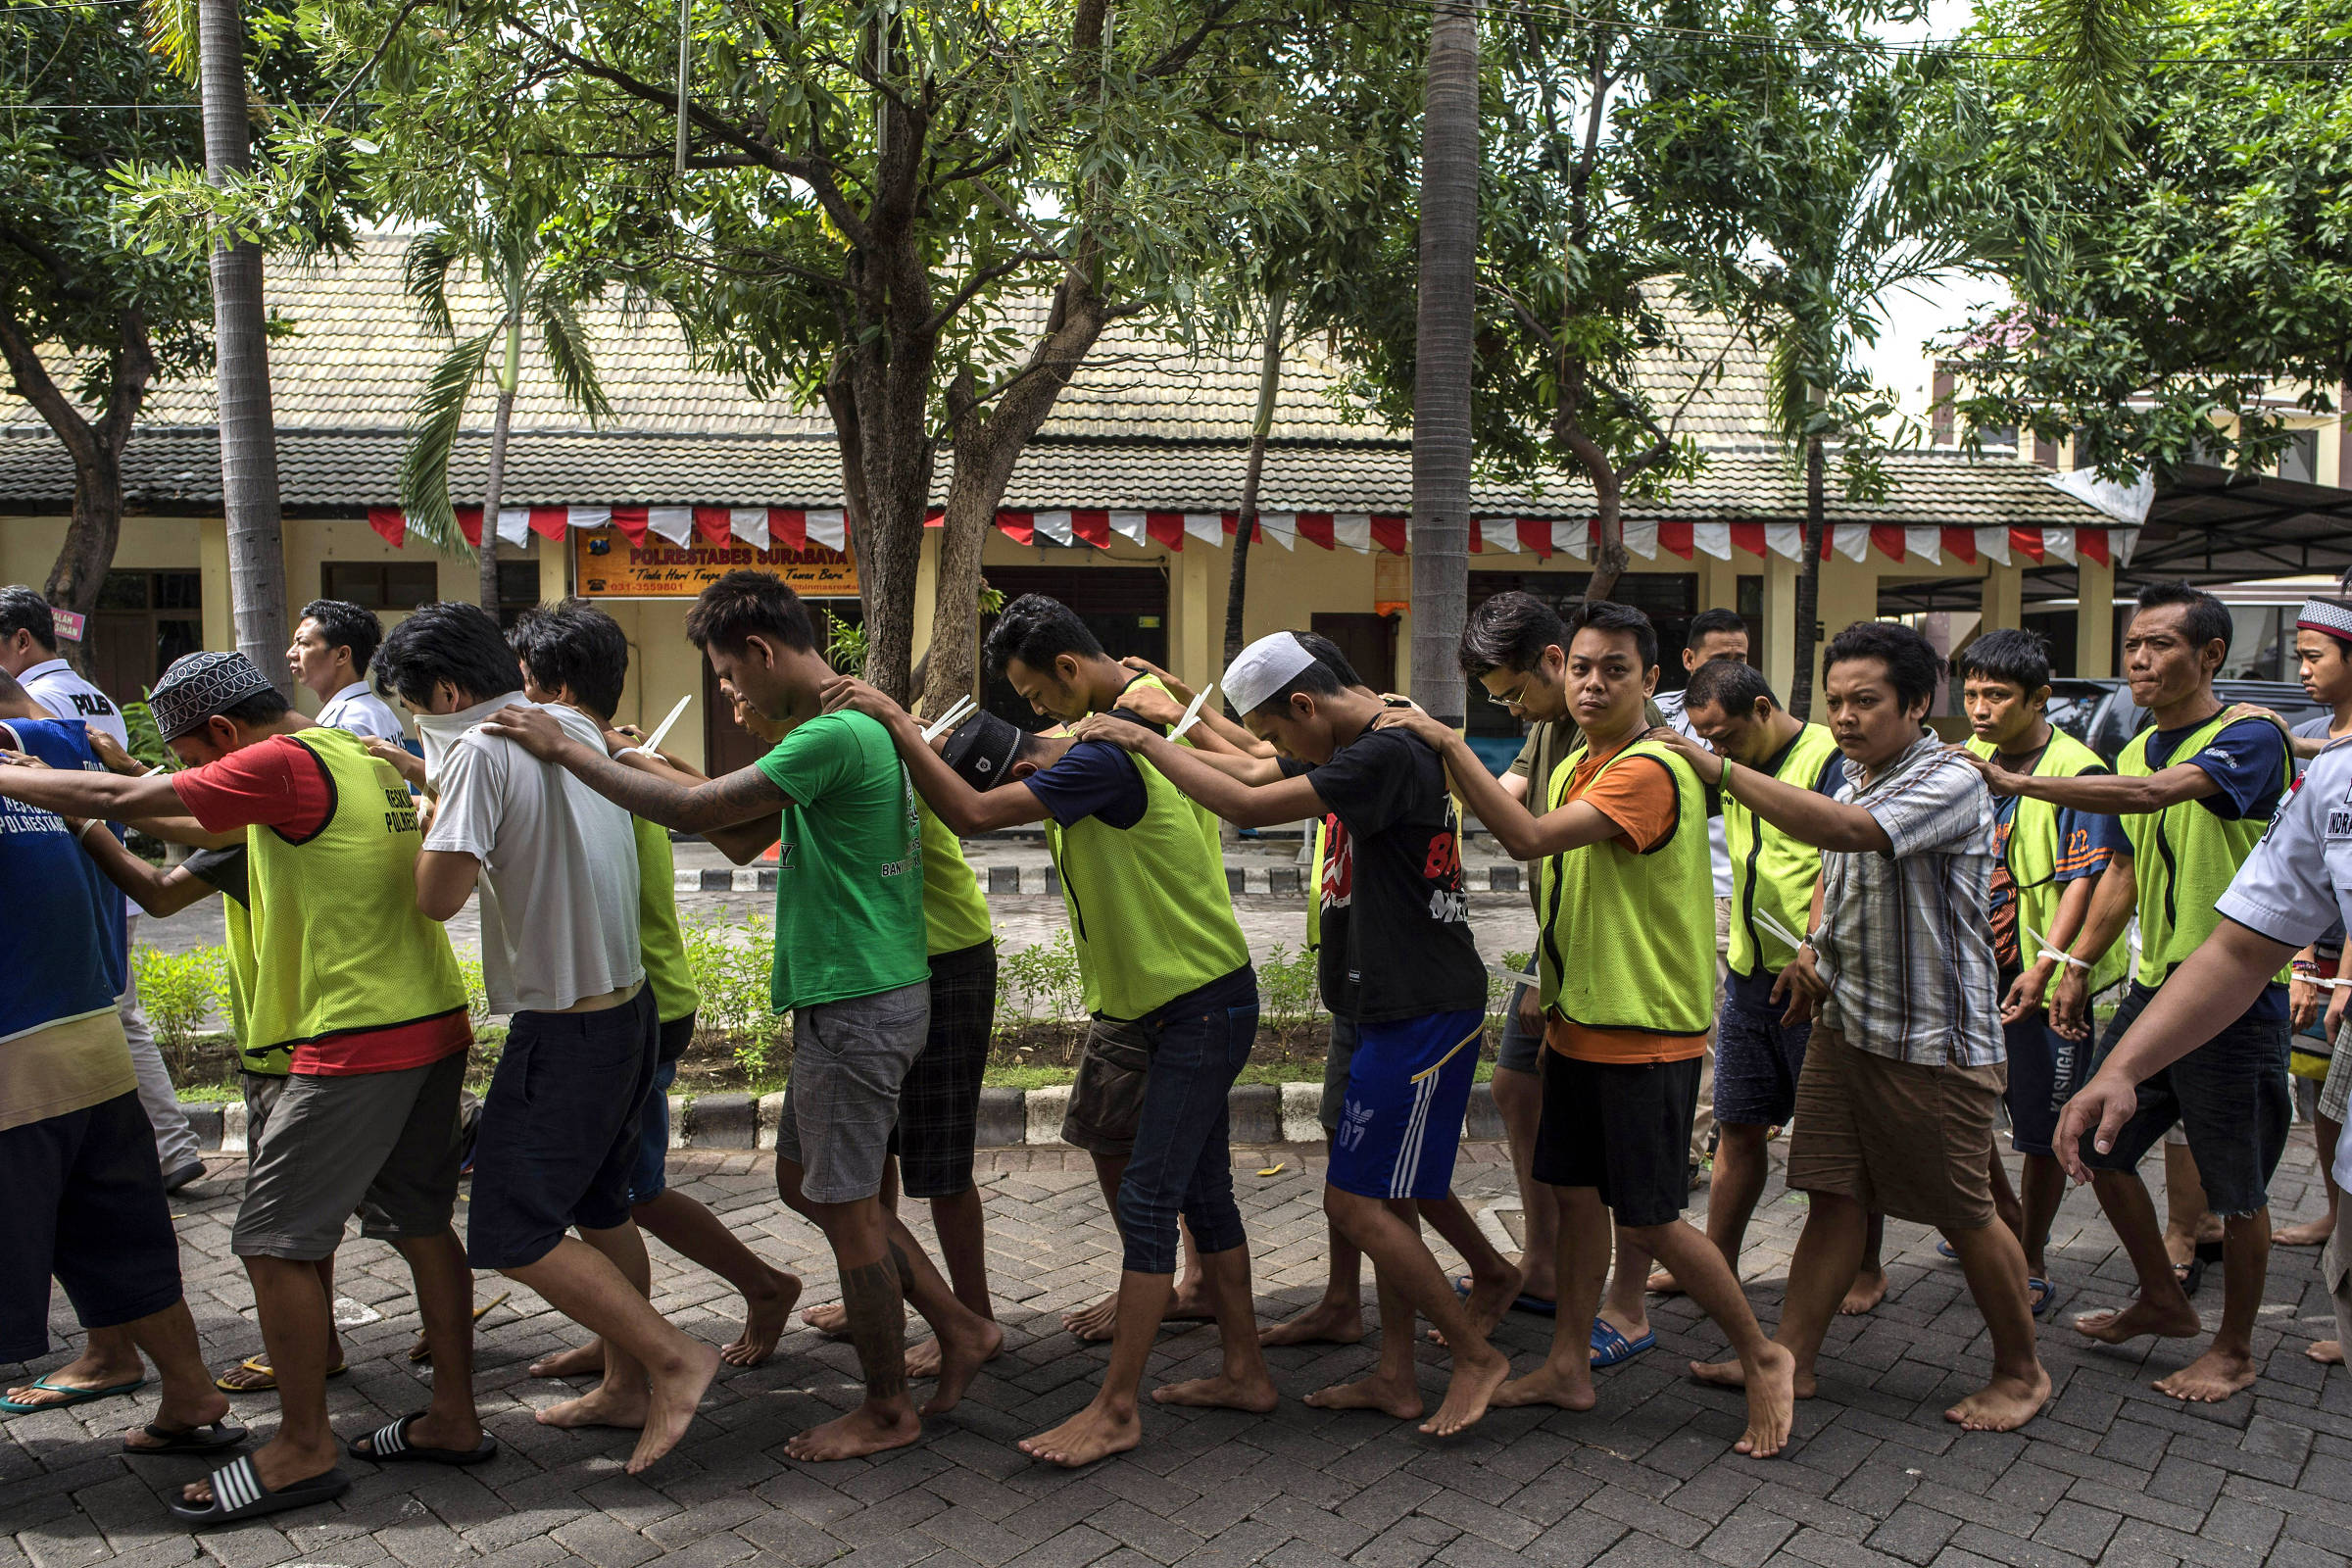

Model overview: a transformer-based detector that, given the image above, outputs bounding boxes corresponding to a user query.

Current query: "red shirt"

[172,733,469,1076]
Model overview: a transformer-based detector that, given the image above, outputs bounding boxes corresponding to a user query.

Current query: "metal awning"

[1879,464,2352,612]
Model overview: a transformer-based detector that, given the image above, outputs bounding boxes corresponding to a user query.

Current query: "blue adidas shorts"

[1327,1008,1485,1201]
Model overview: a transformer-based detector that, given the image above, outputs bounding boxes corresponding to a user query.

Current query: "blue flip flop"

[2028,1277,2058,1319]
[1451,1276,1560,1317]
[1,1376,147,1414]
[1590,1318,1655,1368]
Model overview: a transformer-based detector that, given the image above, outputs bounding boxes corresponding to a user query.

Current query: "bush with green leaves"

[1255,942,1326,1047]
[996,927,1085,1055]
[681,910,784,1075]
[131,944,224,1058]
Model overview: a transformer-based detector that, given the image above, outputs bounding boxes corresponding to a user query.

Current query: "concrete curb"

[675,864,1524,897]
[173,1081,1501,1153]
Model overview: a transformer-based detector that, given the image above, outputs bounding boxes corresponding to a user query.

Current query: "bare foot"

[1164,1282,1214,1321]
[1460,1264,1524,1340]
[2309,1339,2344,1365]
[1946,1365,2051,1431]
[1492,1359,1595,1413]
[1260,1298,1365,1347]
[905,1328,1006,1381]
[537,1384,648,1432]
[122,1385,233,1450]
[2154,1346,2258,1403]
[1839,1267,1887,1315]
[2073,1298,2201,1345]
[1017,1401,1140,1467]
[1062,1292,1119,1342]
[627,1341,720,1474]
[786,1401,921,1462]
[1304,1372,1423,1418]
[529,1341,604,1380]
[1153,1372,1279,1411]
[1735,1343,1798,1458]
[1646,1270,1684,1297]
[1691,1354,1818,1400]
[801,1300,850,1338]
[2275,1215,2335,1248]
[723,1269,803,1368]
[920,1316,1004,1416]
[1423,1348,1510,1437]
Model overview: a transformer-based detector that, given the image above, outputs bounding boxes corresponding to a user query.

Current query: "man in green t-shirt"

[502,601,807,1380]
[486,572,1001,1464]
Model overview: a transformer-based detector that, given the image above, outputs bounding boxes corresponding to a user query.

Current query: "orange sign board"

[573,529,859,599]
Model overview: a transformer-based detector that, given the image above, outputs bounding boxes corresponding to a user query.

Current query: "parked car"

[2044,676,2327,765]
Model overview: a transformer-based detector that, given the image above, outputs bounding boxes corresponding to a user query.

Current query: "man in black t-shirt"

[1074,632,1519,1439]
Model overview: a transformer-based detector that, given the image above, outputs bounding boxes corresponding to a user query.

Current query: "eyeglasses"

[1486,681,1531,710]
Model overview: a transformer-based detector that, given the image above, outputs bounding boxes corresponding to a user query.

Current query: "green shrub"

[681,910,783,1074]
[1256,942,1325,1046]
[996,927,1085,1054]
[121,701,172,772]
[132,944,223,1056]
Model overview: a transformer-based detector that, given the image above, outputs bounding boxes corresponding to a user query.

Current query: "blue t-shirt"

[0,717,127,1037]
[1022,742,1147,829]
[2145,713,2289,1018]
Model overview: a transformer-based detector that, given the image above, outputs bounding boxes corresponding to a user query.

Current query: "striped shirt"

[1811,734,2004,1067]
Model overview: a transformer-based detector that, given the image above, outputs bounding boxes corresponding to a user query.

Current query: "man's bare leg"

[1493,1062,1559,1303]
[506,1226,719,1474]
[211,1255,343,1391]
[1940,1220,2052,1430]
[1307,1246,1426,1418]
[1633,1219,1795,1456]
[538,1189,804,1377]
[1599,1223,1652,1352]
[1494,1184,1610,1412]
[1064,1154,1207,1339]
[177,1255,340,1507]
[1314,1189,1509,1435]
[2018,1154,2069,1282]
[1840,1213,1888,1314]
[1152,1243,1279,1412]
[1695,1188,1869,1399]
[1655,1123,1771,1294]
[1262,1217,1366,1346]
[2074,1169,2204,1344]
[1020,1269,1167,1466]
[2163,1139,2219,1269]
[352,1229,483,1456]
[2278,1113,2342,1247]
[1988,1150,2024,1251]
[2153,1208,2268,1402]
[109,1299,234,1453]
[1422,1193,1521,1339]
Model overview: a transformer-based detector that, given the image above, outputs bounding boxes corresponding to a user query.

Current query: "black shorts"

[468,987,661,1270]
[1531,1052,1703,1229]
[892,942,998,1199]
[1713,976,1813,1127]
[1,1090,182,1362]
[2081,982,2292,1215]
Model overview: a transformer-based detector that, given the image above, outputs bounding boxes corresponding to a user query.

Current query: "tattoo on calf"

[839,1257,907,1402]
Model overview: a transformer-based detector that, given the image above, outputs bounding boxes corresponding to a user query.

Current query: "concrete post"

[1762,552,1798,701]
[1983,560,2025,635]
[2075,554,2116,677]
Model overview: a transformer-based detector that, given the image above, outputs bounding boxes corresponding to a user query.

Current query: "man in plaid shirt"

[1656,620,2048,1435]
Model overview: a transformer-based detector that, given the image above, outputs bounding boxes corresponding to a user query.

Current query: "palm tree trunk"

[1223,281,1287,686]
[481,385,516,612]
[199,0,290,695]
[1408,0,1479,727]
[1789,432,1827,720]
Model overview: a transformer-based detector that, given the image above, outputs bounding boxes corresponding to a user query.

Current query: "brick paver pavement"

[8,1135,2351,1568]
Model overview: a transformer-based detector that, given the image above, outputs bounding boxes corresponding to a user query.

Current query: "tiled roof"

[0,422,2107,529]
[4,235,1781,448]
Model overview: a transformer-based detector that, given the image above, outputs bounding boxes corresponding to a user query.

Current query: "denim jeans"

[2084,981,2291,1216]
[1114,966,1259,1273]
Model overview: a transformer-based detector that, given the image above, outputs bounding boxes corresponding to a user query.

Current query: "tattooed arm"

[477,704,794,832]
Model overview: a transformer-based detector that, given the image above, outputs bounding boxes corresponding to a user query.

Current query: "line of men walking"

[3,569,2347,1530]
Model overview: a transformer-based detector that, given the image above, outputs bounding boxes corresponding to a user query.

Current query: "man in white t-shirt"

[287,599,404,741]
[0,584,199,1189]
[371,601,718,1477]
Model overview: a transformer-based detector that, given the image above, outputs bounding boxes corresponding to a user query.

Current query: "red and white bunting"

[365,504,2135,572]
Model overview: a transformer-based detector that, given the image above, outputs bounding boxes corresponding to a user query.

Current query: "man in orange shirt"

[1386,601,1796,1459]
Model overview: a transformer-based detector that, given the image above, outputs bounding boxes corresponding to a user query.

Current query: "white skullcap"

[1224,631,1320,716]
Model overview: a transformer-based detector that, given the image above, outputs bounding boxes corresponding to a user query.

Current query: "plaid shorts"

[894,941,998,1199]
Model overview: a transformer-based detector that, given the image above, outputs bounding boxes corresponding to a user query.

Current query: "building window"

[89,570,204,700]
[323,562,441,611]
[2280,429,2320,484]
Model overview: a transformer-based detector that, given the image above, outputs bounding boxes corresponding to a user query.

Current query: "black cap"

[941,709,1028,791]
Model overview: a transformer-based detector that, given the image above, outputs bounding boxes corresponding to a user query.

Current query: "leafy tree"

[303,0,1415,705]
[1927,0,2352,488]
[0,2,213,658]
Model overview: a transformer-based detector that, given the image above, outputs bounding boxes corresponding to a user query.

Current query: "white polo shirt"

[18,658,129,749]
[2214,736,2352,1191]
[316,680,406,741]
